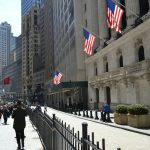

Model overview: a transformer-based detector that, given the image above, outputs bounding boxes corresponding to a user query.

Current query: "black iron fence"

[27,108,121,150]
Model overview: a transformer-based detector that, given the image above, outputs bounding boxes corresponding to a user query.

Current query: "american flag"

[106,0,124,33]
[53,71,63,85]
[83,28,96,56]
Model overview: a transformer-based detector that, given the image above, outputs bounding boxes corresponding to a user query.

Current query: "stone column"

[125,0,140,27]
[98,0,109,48]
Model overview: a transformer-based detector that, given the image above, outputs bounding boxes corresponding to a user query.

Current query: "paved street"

[44,107,150,150]
[0,116,44,150]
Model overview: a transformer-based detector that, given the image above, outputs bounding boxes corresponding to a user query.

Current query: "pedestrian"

[12,100,27,150]
[3,105,10,124]
[0,106,3,122]
[44,103,47,113]
[101,101,111,122]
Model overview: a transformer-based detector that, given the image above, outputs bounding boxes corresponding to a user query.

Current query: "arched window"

[139,0,149,17]
[106,62,109,72]
[119,55,123,67]
[138,46,145,62]
[94,63,98,75]
[108,28,111,40]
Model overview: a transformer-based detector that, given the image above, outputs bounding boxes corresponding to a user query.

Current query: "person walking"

[0,106,3,123]
[12,100,27,150]
[3,105,10,124]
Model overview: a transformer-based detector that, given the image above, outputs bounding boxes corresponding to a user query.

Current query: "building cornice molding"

[85,19,150,64]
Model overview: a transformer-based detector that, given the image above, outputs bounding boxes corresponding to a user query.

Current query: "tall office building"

[22,6,40,96]
[21,0,41,17]
[0,22,11,91]
[21,0,44,101]
[2,35,22,97]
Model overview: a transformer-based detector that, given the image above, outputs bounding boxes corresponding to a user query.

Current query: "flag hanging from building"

[53,71,63,85]
[83,28,96,56]
[3,76,11,85]
[106,0,124,33]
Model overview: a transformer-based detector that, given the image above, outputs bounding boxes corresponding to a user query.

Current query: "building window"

[106,62,109,72]
[85,19,87,27]
[94,63,98,76]
[138,46,145,62]
[34,15,38,25]
[106,87,111,105]
[119,55,123,67]
[84,3,87,12]
[96,88,99,104]
[103,57,109,72]
[139,0,149,17]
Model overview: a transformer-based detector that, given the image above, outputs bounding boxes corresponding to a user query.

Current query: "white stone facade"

[85,0,150,109]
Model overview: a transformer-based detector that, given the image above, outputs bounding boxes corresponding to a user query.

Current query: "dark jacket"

[12,107,27,130]
[3,108,10,118]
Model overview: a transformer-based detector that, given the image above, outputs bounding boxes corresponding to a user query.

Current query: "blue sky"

[0,0,21,36]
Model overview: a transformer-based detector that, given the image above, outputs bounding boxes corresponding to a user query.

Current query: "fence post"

[102,138,105,150]
[82,122,88,150]
[83,110,85,117]
[52,114,55,150]
[95,111,99,119]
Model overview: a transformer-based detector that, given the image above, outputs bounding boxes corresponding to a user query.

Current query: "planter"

[128,114,150,128]
[114,113,128,125]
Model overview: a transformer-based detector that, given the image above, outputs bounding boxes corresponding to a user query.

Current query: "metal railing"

[27,108,121,150]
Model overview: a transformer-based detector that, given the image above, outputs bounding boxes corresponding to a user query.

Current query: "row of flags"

[54,0,124,85]
[84,0,124,56]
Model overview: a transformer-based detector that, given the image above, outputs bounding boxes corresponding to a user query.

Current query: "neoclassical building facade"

[85,0,150,110]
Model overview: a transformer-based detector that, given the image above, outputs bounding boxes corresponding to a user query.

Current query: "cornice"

[85,18,150,64]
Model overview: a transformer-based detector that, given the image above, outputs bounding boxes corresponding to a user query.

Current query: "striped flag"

[53,71,63,85]
[106,0,124,33]
[83,28,96,56]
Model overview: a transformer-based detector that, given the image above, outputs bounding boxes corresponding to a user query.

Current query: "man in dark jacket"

[12,100,27,150]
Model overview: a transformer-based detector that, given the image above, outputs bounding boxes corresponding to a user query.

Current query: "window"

[85,19,87,27]
[84,3,87,12]
[34,15,38,25]
[119,55,123,67]
[106,62,109,72]
[138,46,145,62]
[94,63,98,76]
[139,0,149,17]
[96,88,99,104]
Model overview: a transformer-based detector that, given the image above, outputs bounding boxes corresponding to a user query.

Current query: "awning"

[47,81,88,95]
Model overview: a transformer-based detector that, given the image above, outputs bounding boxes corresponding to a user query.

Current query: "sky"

[0,0,21,37]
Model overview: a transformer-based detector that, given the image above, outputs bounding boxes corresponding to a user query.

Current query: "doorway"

[106,86,111,104]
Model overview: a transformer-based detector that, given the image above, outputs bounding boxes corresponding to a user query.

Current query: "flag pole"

[80,24,106,42]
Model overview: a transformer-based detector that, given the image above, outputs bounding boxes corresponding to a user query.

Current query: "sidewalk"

[0,116,44,150]
[44,107,150,150]
[72,111,150,136]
